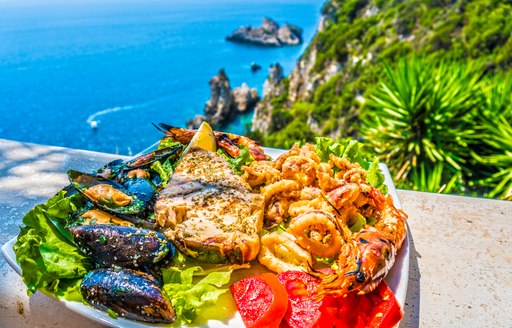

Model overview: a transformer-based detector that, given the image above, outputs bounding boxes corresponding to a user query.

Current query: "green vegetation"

[361,57,511,198]
[252,0,512,200]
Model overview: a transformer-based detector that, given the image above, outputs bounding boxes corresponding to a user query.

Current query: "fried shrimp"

[315,186,407,296]
[241,160,281,188]
[274,143,300,171]
[241,143,407,298]
[282,155,318,186]
[317,162,340,192]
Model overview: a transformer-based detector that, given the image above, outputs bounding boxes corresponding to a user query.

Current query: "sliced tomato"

[230,272,288,328]
[277,270,337,328]
[276,270,403,328]
[365,282,404,328]
[323,281,404,328]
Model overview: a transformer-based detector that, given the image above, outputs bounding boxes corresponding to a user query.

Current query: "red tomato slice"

[230,273,288,328]
[277,270,337,328]
[324,281,404,328]
[276,270,403,328]
[365,282,404,328]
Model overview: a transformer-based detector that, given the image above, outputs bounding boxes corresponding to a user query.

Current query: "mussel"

[95,159,126,179]
[68,170,158,228]
[123,144,183,171]
[70,209,134,227]
[93,144,182,181]
[81,268,175,323]
[70,225,172,268]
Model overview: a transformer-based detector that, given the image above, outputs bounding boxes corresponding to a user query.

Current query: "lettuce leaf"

[150,159,173,186]
[315,137,388,193]
[13,191,91,300]
[158,139,182,150]
[217,145,254,175]
[161,266,232,324]
[367,157,388,194]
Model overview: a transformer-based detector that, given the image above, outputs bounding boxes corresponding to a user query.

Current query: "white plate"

[2,148,409,327]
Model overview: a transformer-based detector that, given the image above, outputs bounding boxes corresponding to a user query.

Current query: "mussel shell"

[124,144,183,170]
[70,225,172,268]
[122,178,158,204]
[68,170,158,228]
[81,268,175,323]
[94,159,125,179]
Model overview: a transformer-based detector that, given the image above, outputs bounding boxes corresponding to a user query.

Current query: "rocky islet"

[188,69,260,129]
[226,17,303,47]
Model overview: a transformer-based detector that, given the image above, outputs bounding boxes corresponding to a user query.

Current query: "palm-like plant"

[361,58,484,193]
[472,74,512,200]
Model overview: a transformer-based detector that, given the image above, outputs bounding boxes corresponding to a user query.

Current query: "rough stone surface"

[252,63,286,134]
[188,69,259,129]
[232,83,260,113]
[204,68,234,126]
[226,17,302,47]
[0,139,130,328]
[396,189,512,328]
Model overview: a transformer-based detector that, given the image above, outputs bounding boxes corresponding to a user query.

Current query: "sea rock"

[277,24,303,45]
[252,63,287,134]
[263,63,283,97]
[262,17,279,34]
[250,62,262,72]
[204,69,234,126]
[188,69,260,129]
[232,83,260,112]
[187,115,210,129]
[226,17,302,47]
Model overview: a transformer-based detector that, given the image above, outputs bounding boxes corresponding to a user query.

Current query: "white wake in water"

[86,98,167,128]
[86,105,133,127]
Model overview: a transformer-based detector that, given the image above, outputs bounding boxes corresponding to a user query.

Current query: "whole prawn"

[153,123,269,161]
[315,184,407,296]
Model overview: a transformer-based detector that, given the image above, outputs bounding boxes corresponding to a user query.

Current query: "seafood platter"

[3,122,409,328]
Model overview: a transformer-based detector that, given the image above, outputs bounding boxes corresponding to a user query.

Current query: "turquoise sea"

[0,0,322,155]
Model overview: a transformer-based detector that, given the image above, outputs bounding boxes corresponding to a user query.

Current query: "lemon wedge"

[184,121,217,154]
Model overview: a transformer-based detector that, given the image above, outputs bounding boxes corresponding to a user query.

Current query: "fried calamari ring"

[288,211,342,258]
[258,232,314,273]
[261,179,301,204]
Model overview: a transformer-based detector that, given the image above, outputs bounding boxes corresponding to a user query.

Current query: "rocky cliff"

[189,69,259,129]
[251,0,512,146]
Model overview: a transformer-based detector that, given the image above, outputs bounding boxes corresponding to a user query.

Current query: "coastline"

[0,0,323,155]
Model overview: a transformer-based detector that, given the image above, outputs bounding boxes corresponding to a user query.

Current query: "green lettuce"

[162,265,233,324]
[217,145,254,175]
[150,159,173,186]
[158,139,182,150]
[13,191,91,300]
[315,137,388,194]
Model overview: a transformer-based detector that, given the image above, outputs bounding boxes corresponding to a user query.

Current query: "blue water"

[0,0,322,155]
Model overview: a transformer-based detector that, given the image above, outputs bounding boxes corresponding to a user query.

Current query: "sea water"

[0,0,322,155]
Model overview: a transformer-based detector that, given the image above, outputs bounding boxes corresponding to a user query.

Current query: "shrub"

[361,57,484,192]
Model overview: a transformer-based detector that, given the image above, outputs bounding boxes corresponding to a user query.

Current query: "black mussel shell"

[123,178,158,204]
[124,144,183,170]
[70,225,173,268]
[94,159,125,179]
[81,268,175,323]
[68,170,155,223]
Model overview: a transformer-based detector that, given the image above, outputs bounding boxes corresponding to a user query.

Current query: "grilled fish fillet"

[154,148,264,264]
